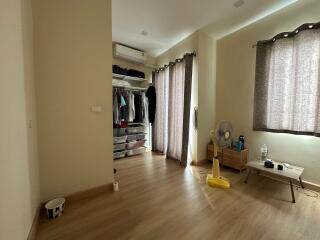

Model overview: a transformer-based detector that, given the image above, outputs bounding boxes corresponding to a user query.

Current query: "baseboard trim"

[66,183,113,203]
[257,171,320,193]
[300,180,320,193]
[28,183,113,239]
[27,205,41,240]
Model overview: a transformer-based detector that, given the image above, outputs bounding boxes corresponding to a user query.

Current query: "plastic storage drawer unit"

[127,147,146,156]
[127,134,146,142]
[126,127,145,134]
[113,128,127,137]
[126,140,146,150]
[113,150,126,159]
[114,136,127,144]
[113,143,126,151]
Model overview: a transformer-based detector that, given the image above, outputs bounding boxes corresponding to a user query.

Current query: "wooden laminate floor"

[37,152,320,240]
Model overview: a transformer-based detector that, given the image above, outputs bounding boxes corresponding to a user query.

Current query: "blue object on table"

[235,141,242,152]
[239,135,245,150]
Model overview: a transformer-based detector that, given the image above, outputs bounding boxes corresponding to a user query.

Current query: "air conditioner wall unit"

[114,44,147,64]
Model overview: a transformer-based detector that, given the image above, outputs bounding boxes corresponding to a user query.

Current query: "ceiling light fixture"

[308,25,313,28]
[233,0,245,8]
[284,34,289,37]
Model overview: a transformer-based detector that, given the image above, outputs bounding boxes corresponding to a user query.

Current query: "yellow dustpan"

[206,155,230,189]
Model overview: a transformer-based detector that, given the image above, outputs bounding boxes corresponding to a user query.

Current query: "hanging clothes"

[128,92,135,122]
[141,92,149,123]
[146,85,156,124]
[134,93,143,123]
[119,93,127,122]
[113,89,127,126]
[120,95,126,107]
[113,87,148,125]
[113,92,120,125]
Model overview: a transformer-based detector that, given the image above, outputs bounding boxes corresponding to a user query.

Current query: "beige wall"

[33,0,113,201]
[197,31,215,161]
[156,31,215,163]
[157,32,199,67]
[216,0,320,184]
[0,0,40,239]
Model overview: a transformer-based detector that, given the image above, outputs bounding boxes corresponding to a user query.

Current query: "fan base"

[206,174,230,189]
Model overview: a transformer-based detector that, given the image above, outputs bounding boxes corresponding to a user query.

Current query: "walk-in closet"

[112,45,156,159]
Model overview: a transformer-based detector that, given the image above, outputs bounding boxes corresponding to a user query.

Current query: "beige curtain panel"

[254,26,320,136]
[154,69,169,154]
[167,61,185,160]
[153,54,194,165]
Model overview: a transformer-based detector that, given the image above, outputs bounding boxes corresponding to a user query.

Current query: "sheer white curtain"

[167,61,185,160]
[254,28,320,136]
[154,68,169,153]
[153,54,194,164]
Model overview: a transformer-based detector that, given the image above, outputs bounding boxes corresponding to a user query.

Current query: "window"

[253,23,320,136]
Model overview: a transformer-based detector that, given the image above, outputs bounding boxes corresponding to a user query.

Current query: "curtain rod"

[154,51,196,72]
[252,21,320,48]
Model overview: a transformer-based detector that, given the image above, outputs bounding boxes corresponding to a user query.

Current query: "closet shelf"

[128,122,148,125]
[112,84,147,90]
[112,73,146,82]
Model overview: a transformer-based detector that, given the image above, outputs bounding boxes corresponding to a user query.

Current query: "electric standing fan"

[206,120,232,189]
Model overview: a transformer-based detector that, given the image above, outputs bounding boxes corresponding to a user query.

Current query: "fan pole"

[214,143,218,159]
[212,142,220,178]
[207,122,231,189]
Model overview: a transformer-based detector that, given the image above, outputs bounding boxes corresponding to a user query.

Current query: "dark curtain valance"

[254,21,320,47]
[155,52,196,73]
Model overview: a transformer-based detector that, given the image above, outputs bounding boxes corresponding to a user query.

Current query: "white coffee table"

[245,160,304,203]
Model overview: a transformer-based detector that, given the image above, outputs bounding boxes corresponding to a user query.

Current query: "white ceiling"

[112,0,297,57]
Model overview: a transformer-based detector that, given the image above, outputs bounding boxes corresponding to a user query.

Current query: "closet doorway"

[112,48,156,162]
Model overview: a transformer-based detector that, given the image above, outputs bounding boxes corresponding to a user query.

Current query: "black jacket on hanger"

[146,86,156,124]
[134,93,143,123]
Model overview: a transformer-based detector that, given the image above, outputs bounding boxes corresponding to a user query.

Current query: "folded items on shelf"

[112,65,127,75]
[127,69,145,79]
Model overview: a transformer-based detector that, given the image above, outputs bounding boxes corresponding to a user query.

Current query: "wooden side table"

[207,144,248,173]
[221,148,248,173]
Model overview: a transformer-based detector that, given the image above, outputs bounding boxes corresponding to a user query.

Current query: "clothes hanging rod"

[112,84,148,90]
